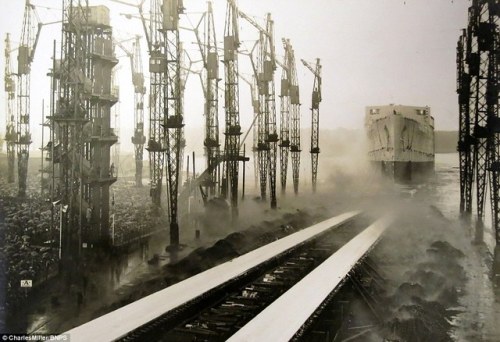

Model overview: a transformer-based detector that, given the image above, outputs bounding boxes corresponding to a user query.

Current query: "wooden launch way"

[63,211,392,341]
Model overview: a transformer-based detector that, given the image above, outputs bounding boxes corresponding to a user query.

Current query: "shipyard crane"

[285,39,301,195]
[458,0,500,245]
[115,36,147,187]
[192,1,220,198]
[278,41,290,194]
[108,0,151,50]
[239,73,259,190]
[108,0,174,213]
[457,29,473,214]
[178,43,194,191]
[482,0,499,244]
[468,0,488,224]
[301,58,322,193]
[222,0,243,218]
[15,3,61,197]
[237,8,278,209]
[108,0,165,208]
[16,1,40,196]
[240,40,269,201]
[461,0,499,228]
[161,0,184,247]
[4,33,16,184]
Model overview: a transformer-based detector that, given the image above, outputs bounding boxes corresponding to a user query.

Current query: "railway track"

[119,215,373,341]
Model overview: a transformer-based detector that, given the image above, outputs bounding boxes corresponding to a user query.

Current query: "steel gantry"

[147,0,168,208]
[54,0,91,262]
[241,39,268,201]
[4,33,16,184]
[278,40,290,194]
[483,0,499,243]
[116,36,146,187]
[286,40,301,195]
[238,9,278,209]
[457,29,473,214]
[301,58,322,193]
[470,1,490,223]
[16,1,40,196]
[239,73,259,190]
[52,1,118,258]
[280,38,301,195]
[162,0,184,247]
[259,14,278,209]
[192,1,220,198]
[223,0,243,218]
[458,0,499,246]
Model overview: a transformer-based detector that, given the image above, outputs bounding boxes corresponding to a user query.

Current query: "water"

[412,153,500,341]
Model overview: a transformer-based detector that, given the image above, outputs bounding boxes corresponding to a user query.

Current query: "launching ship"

[365,104,435,181]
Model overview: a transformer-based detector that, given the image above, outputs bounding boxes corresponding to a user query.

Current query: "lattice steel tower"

[53,2,118,256]
[194,1,220,197]
[223,0,242,218]
[261,14,278,209]
[163,0,184,247]
[457,29,473,214]
[302,58,322,193]
[287,40,301,195]
[238,11,279,208]
[278,39,290,194]
[4,33,16,184]
[147,0,167,208]
[483,0,499,243]
[16,1,39,196]
[458,0,499,245]
[131,37,146,187]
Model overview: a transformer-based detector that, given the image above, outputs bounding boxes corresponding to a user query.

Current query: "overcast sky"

[0,0,470,153]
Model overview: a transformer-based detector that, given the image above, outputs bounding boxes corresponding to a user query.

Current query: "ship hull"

[371,160,435,182]
[365,105,435,183]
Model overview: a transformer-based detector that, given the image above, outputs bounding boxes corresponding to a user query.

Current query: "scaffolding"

[50,2,118,261]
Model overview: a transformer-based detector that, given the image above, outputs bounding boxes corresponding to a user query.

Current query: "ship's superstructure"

[365,104,435,181]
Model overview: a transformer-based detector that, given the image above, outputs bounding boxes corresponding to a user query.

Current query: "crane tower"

[261,14,278,209]
[302,58,322,192]
[279,40,291,194]
[116,36,146,187]
[456,0,499,247]
[147,0,168,208]
[162,0,184,247]
[131,37,146,187]
[457,29,473,214]
[193,1,220,197]
[286,40,301,195]
[223,0,243,218]
[16,1,39,196]
[4,33,16,184]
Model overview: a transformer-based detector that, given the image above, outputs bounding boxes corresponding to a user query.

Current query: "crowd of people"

[110,182,167,247]
[0,163,168,312]
[0,179,59,311]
